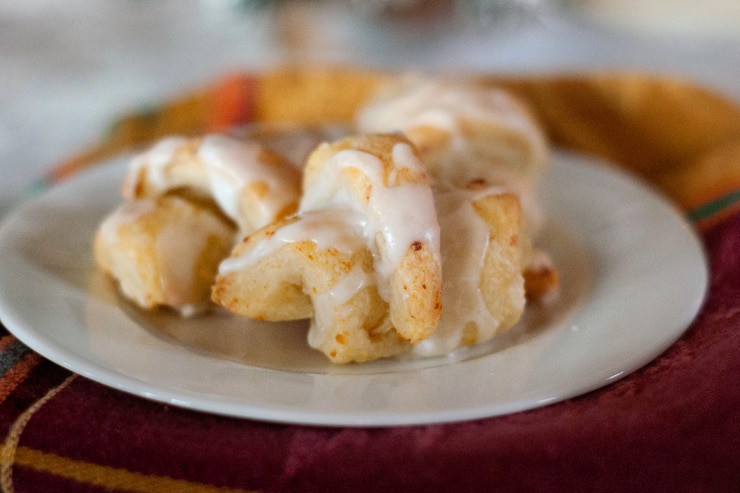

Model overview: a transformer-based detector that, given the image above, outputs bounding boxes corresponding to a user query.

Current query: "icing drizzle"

[124,134,300,232]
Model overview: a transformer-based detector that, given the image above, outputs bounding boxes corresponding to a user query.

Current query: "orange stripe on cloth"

[0,353,41,405]
[0,445,256,493]
[207,73,256,131]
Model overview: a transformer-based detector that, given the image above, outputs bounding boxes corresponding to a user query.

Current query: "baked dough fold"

[212,134,443,362]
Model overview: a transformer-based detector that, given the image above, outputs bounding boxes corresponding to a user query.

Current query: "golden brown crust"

[390,241,443,343]
[303,133,430,192]
[212,237,410,363]
[94,195,235,312]
[474,193,527,333]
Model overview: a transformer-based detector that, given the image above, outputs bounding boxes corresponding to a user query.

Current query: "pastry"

[93,73,560,363]
[213,134,532,362]
[122,134,301,233]
[357,75,558,301]
[356,75,549,235]
[414,182,526,356]
[94,195,235,316]
[212,134,443,362]
[96,132,302,314]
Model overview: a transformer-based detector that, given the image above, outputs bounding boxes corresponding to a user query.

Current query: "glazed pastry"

[122,134,301,233]
[414,182,526,356]
[97,133,301,315]
[356,75,549,234]
[213,134,531,362]
[212,134,443,363]
[357,76,558,301]
[94,195,235,316]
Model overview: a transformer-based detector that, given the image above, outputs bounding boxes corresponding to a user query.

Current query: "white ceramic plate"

[0,151,707,426]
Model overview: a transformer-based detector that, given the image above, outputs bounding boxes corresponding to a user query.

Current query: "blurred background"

[1,0,739,210]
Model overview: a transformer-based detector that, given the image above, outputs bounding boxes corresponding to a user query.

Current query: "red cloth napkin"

[1,70,738,492]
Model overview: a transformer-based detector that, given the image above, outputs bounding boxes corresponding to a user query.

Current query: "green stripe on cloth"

[687,189,740,222]
[22,176,53,198]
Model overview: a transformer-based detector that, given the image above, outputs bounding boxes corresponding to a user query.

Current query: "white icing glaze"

[197,134,299,229]
[98,199,156,244]
[125,134,300,232]
[123,137,188,197]
[307,264,374,349]
[357,78,548,233]
[300,147,440,300]
[218,209,367,275]
[327,263,374,306]
[413,186,516,357]
[358,78,545,160]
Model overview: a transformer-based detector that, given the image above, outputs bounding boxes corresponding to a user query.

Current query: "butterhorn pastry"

[356,75,549,234]
[357,76,558,301]
[96,133,302,314]
[122,134,301,233]
[213,134,530,362]
[212,134,443,363]
[415,182,526,356]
